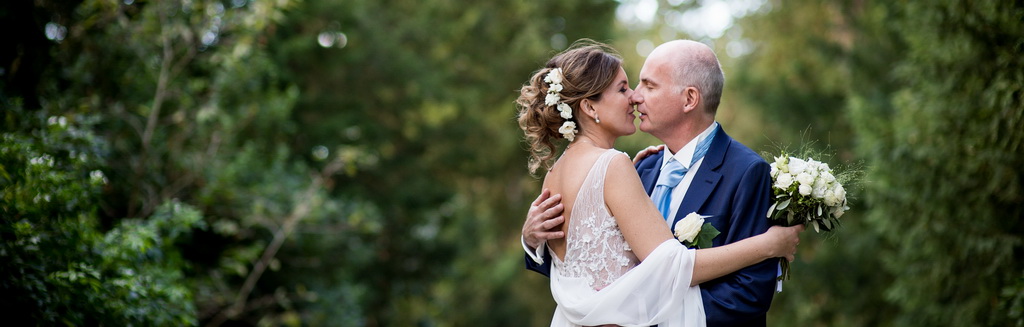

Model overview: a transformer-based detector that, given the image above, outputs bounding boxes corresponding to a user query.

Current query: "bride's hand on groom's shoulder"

[632,145,666,164]
[523,189,566,250]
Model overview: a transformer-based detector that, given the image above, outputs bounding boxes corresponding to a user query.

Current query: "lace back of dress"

[559,149,640,290]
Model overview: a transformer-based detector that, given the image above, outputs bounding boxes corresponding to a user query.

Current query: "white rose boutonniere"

[673,212,720,249]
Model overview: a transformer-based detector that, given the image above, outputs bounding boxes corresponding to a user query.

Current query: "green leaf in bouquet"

[817,205,822,216]
[694,222,720,249]
[777,199,791,211]
[766,202,777,218]
[813,220,821,233]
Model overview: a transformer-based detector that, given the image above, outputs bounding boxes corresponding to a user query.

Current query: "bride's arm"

[688,225,801,285]
[603,154,676,260]
[604,154,802,286]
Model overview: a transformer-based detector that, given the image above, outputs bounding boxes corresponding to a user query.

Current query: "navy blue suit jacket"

[525,126,776,326]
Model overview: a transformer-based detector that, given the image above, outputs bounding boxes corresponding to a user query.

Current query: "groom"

[521,40,777,326]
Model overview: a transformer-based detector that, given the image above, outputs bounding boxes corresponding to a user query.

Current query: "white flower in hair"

[559,121,577,141]
[544,68,564,84]
[544,68,576,141]
[545,93,561,106]
[558,103,572,119]
[549,83,563,93]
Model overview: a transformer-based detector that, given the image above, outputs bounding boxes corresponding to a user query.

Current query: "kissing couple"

[517,39,804,327]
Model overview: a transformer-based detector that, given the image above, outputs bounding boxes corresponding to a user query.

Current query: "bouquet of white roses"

[766,153,851,280]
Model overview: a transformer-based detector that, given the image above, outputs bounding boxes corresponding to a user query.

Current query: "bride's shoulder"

[604,150,638,177]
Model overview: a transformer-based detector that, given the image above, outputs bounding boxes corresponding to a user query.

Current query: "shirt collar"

[662,122,719,169]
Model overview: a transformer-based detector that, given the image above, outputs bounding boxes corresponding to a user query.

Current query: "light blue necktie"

[650,132,715,221]
[651,159,686,219]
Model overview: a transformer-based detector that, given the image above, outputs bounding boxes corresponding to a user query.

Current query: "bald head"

[648,40,725,115]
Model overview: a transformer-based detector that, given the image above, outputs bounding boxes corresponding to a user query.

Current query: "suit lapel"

[638,152,664,195]
[672,126,729,225]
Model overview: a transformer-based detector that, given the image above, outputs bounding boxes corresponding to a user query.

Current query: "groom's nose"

[630,89,644,105]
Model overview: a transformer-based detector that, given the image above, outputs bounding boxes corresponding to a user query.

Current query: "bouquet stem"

[778,258,791,281]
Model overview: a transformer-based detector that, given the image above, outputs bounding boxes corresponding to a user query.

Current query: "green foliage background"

[1,0,1020,326]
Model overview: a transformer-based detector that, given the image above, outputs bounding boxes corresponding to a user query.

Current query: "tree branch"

[206,158,344,326]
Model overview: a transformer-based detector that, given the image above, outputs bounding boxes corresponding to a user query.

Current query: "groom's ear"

[681,86,701,114]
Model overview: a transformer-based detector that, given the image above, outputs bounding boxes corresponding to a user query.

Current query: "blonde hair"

[516,40,622,174]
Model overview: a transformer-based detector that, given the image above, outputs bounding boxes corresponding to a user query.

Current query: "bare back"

[544,148,639,290]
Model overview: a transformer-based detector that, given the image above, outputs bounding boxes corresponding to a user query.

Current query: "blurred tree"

[730,0,858,157]
[3,0,623,325]
[3,0,368,325]
[729,0,1023,326]
[849,0,1024,325]
[1,107,201,326]
[728,1,899,325]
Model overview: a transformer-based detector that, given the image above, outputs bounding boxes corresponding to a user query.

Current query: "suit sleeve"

[700,160,777,326]
[524,246,552,277]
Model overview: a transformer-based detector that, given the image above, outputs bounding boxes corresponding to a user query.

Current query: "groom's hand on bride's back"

[523,189,565,250]
[632,144,666,164]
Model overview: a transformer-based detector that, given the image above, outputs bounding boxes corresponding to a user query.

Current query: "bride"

[516,41,802,326]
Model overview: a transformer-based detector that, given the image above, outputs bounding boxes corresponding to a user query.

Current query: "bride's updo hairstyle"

[517,40,623,174]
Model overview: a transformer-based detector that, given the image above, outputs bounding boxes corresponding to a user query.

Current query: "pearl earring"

[595,114,601,124]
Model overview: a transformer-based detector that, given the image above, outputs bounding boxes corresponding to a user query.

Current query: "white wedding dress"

[549,149,706,327]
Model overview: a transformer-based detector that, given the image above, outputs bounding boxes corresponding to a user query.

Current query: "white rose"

[559,121,577,141]
[770,163,779,178]
[821,171,836,183]
[799,184,812,196]
[797,172,815,186]
[545,68,564,84]
[549,83,563,93]
[818,161,832,172]
[832,184,846,202]
[558,103,573,119]
[808,160,825,173]
[812,179,829,199]
[789,157,808,175]
[823,189,839,206]
[775,173,794,189]
[545,93,560,106]
[806,164,820,178]
[673,212,707,244]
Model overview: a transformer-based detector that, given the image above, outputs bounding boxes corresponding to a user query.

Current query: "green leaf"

[694,222,721,249]
[777,198,791,211]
